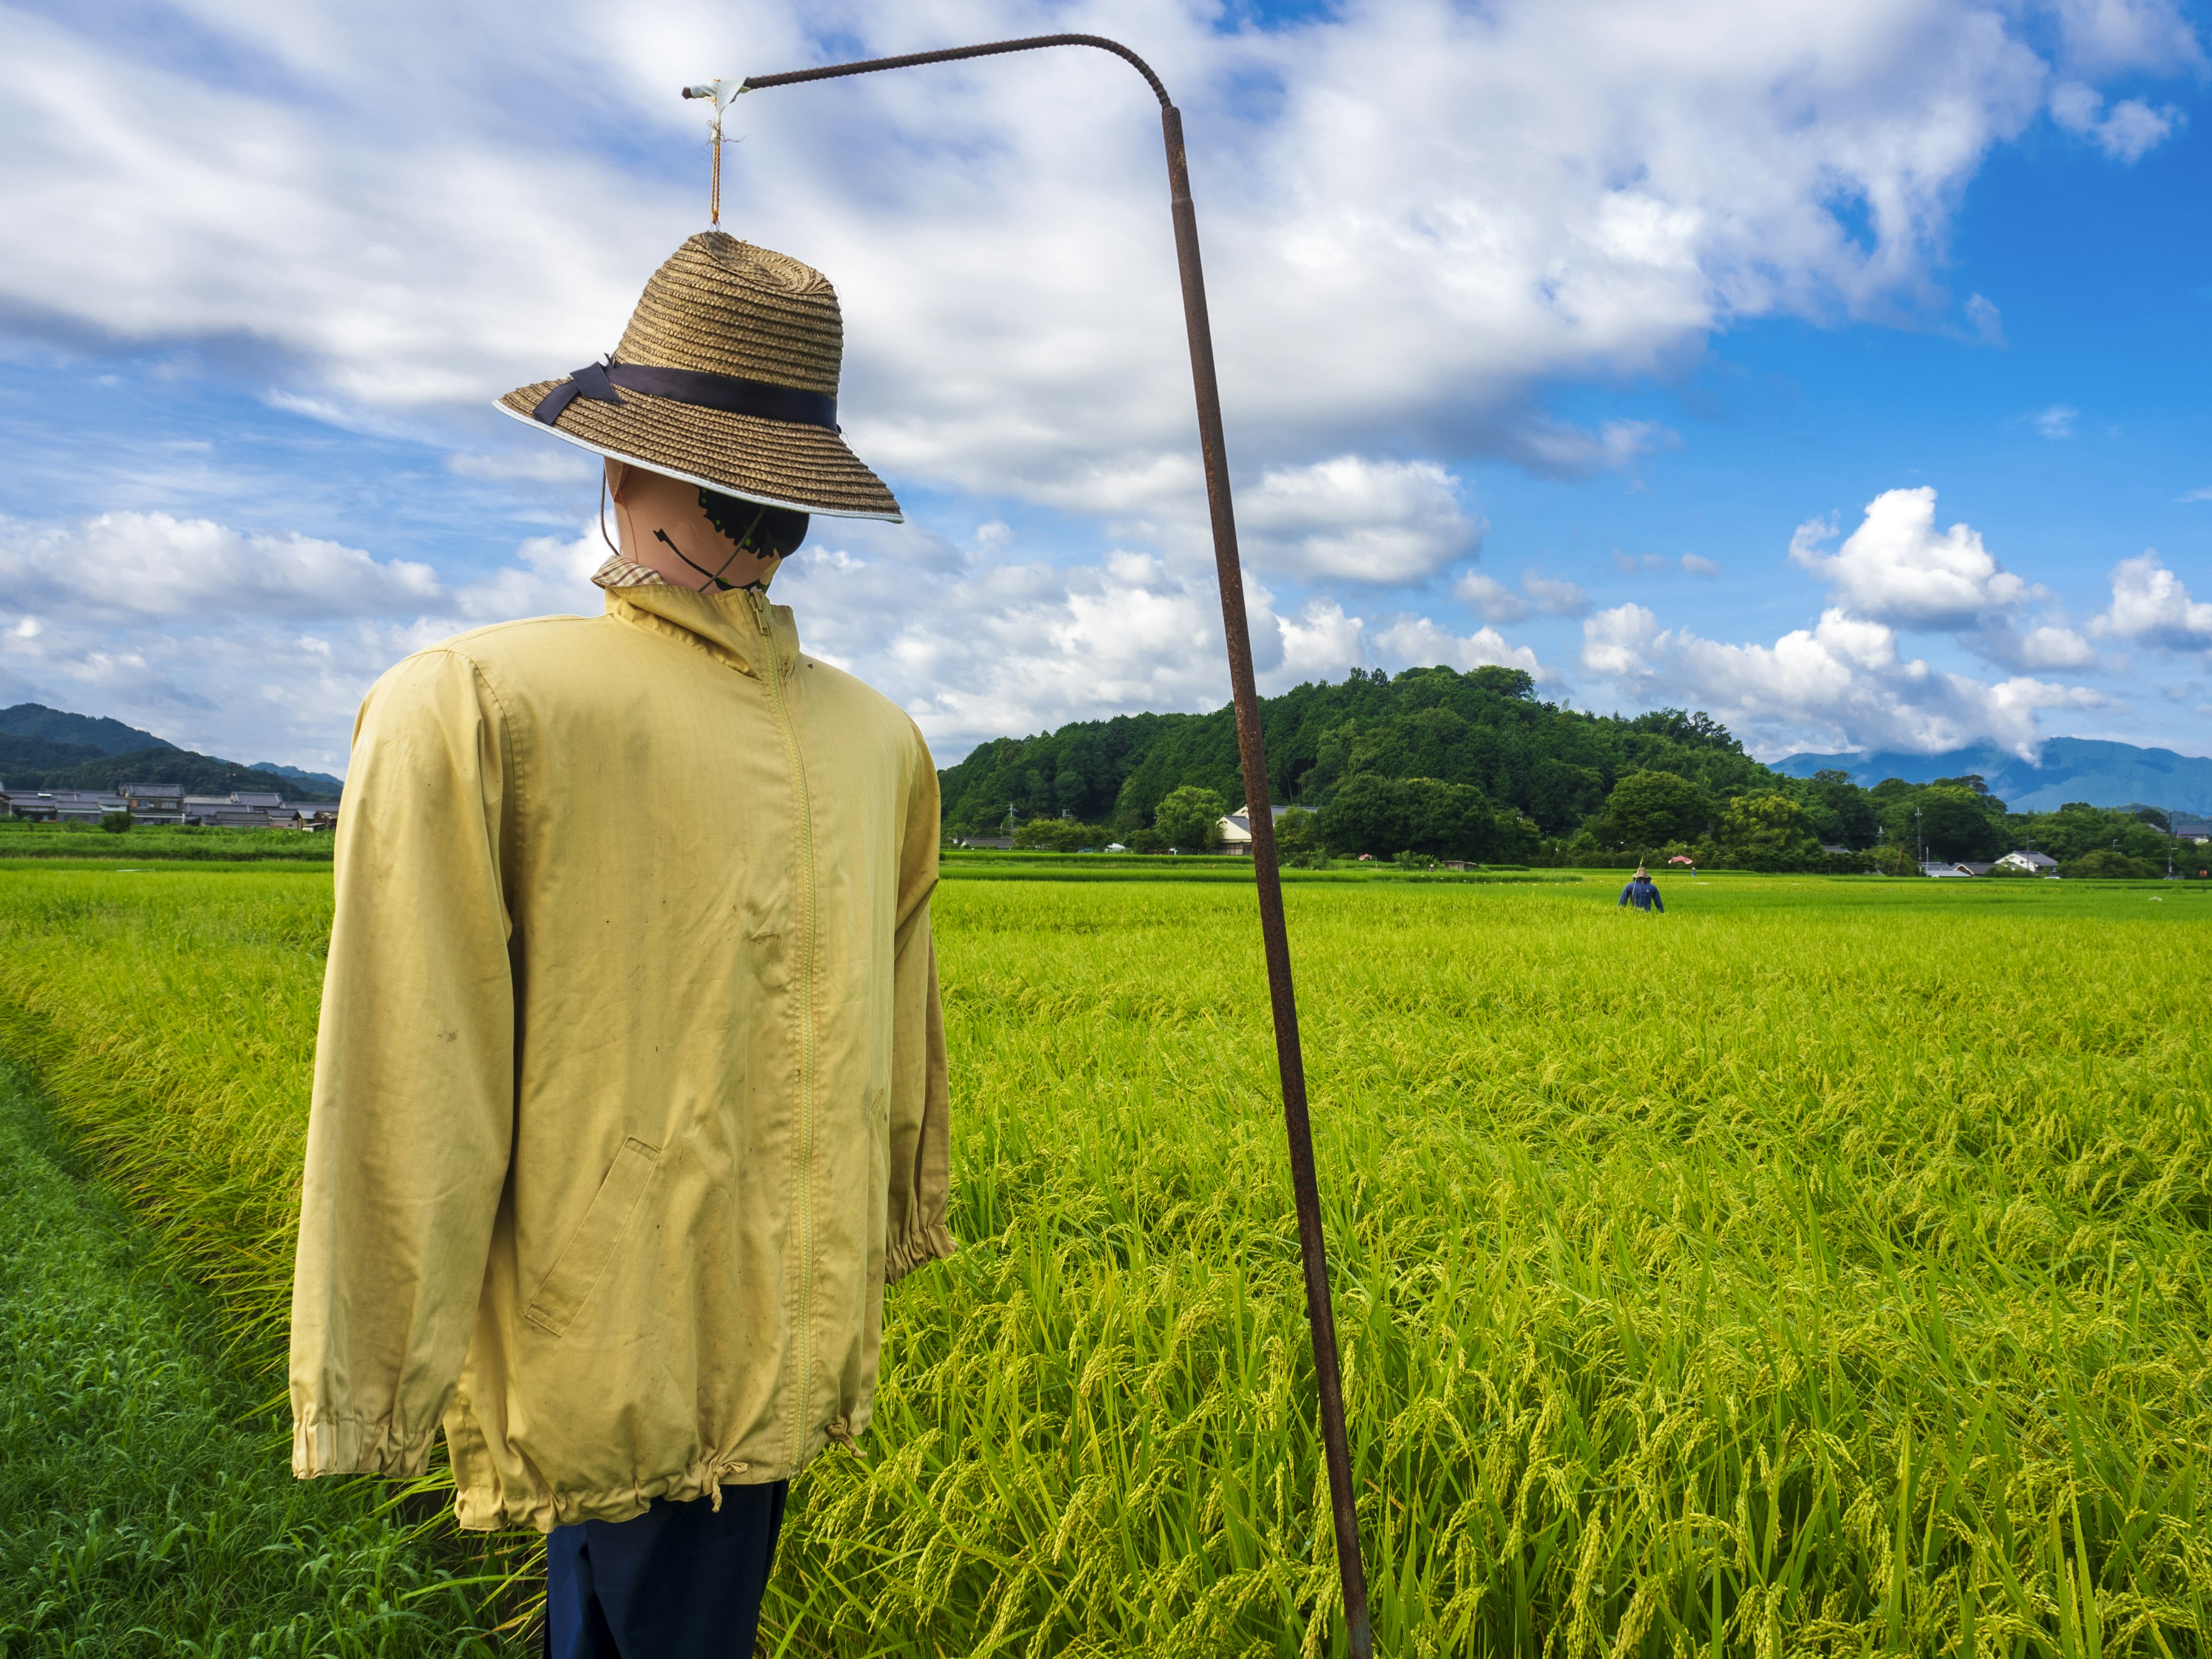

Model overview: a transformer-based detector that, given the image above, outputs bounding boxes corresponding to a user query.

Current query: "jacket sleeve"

[290,649,516,1479]
[884,725,955,1284]
[1652,889,1664,912]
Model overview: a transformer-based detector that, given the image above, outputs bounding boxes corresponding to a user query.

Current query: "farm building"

[1218,803,1292,851]
[0,785,333,829]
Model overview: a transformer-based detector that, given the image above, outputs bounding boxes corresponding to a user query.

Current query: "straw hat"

[497,232,900,521]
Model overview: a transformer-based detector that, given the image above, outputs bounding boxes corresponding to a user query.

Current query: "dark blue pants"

[545,1481,788,1658]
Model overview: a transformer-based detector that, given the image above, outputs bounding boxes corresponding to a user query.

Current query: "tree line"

[938,665,2205,876]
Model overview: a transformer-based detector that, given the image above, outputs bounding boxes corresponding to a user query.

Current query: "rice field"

[0,861,2206,1656]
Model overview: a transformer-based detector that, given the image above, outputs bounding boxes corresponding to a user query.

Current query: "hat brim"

[496,381,902,522]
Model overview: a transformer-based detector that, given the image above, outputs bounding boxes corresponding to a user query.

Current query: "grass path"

[0,1058,497,1657]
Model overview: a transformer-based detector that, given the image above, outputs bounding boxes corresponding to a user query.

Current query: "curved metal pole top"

[739,33,1172,107]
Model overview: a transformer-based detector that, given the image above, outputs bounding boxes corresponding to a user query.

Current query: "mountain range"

[1772,737,2212,816]
[0,704,344,799]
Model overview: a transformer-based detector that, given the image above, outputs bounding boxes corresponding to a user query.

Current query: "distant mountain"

[248,761,349,797]
[1773,737,2212,814]
[0,703,179,756]
[0,703,342,800]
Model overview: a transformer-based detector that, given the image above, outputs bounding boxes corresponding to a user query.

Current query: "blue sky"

[1,0,2206,774]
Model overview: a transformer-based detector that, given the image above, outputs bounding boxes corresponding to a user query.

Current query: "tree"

[1316,774,1504,860]
[935,662,1787,842]
[1153,785,1227,852]
[1013,818,1107,852]
[2062,847,2161,880]
[1881,785,2006,862]
[1274,805,1324,866]
[1718,793,1821,870]
[99,810,131,834]
[1603,769,1711,850]
[1801,769,1880,849]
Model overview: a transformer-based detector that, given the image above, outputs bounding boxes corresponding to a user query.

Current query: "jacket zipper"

[753,590,817,1473]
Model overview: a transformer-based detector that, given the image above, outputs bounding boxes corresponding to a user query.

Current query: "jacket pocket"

[524,1137,661,1337]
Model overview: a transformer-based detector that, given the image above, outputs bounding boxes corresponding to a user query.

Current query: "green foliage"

[7,869,2211,1653]
[1153,784,1227,853]
[1882,778,2010,862]
[2015,801,2177,865]
[1798,768,1882,848]
[1718,790,1824,870]
[935,666,1774,838]
[1315,772,1536,862]
[0,819,332,861]
[0,1058,500,1654]
[1010,817,1110,853]
[97,811,131,834]
[1600,767,1712,850]
[2061,847,2164,880]
[1273,805,1324,868]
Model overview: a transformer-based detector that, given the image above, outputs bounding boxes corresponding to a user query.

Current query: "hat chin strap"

[654,501,771,592]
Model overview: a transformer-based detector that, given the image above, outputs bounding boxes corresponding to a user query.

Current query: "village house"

[1995,850,2060,874]
[1217,803,1292,853]
[1,783,336,830]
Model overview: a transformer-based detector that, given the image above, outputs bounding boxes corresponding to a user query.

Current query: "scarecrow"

[288,230,953,1657]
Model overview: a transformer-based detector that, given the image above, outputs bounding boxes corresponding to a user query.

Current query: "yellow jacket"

[289,576,952,1532]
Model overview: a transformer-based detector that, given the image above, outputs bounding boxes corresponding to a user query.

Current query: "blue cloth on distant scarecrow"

[1618,877,1664,912]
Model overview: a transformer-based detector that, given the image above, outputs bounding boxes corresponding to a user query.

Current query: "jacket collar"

[602,577,802,679]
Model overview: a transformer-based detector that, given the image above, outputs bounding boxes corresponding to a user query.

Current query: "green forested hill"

[0,704,340,799]
[0,738,323,800]
[939,665,1774,837]
[936,665,2198,874]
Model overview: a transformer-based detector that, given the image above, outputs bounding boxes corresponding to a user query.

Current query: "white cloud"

[1523,573,1593,616]
[1453,573,1531,624]
[1964,291,2006,346]
[0,512,443,622]
[774,532,1324,756]
[1238,457,1481,585]
[1453,568,1588,623]
[2092,551,2212,653]
[1370,616,1547,680]
[1578,601,2104,757]
[0,0,2193,512]
[1789,487,2029,629]
[446,449,596,483]
[2050,81,2186,161]
[766,520,1564,754]
[2032,403,2080,439]
[0,1,2200,769]
[2179,487,2212,503]
[1680,554,1721,577]
[2012,623,2099,669]
[0,511,614,772]
[2047,0,2208,74]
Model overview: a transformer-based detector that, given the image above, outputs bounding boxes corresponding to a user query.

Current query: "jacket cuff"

[292,1410,438,1479]
[885,1221,956,1285]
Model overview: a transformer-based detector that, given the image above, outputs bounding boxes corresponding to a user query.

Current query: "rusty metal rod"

[737,36,1374,1659]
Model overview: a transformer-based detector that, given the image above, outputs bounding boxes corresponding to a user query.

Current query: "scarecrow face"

[609,461,809,590]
